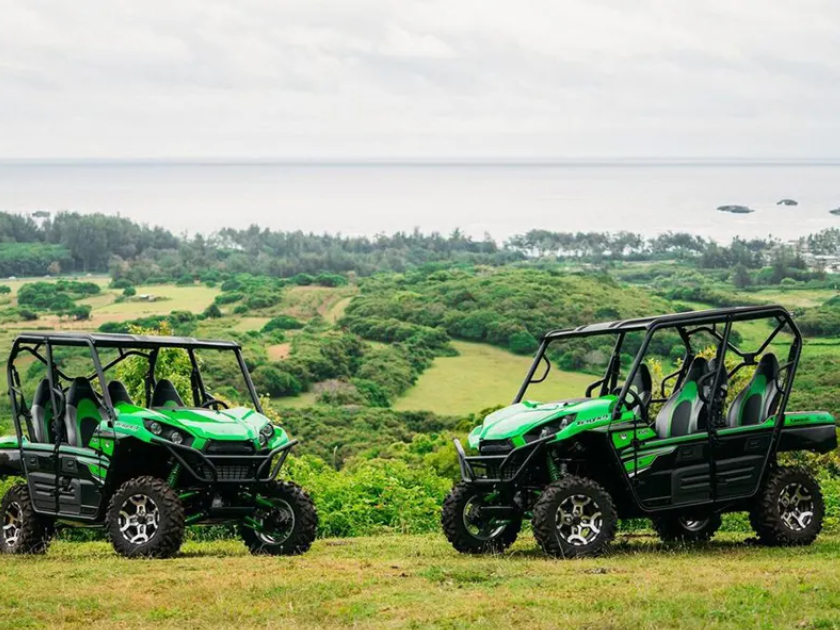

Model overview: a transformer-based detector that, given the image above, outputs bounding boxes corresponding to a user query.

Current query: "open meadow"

[2,532,840,630]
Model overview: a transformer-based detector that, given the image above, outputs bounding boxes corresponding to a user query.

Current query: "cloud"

[1,0,839,158]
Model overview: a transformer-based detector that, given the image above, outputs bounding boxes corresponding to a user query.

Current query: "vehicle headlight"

[148,421,163,436]
[259,423,274,445]
[169,431,184,445]
[539,414,576,439]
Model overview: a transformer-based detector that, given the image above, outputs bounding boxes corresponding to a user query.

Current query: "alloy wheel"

[462,495,506,541]
[779,482,814,531]
[556,494,603,546]
[118,494,161,545]
[256,498,296,545]
[2,501,22,547]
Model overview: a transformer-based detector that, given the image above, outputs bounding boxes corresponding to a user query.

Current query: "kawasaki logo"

[115,422,139,433]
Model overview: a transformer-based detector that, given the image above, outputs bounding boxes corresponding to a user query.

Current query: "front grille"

[206,440,256,455]
[479,440,513,455]
[215,464,255,481]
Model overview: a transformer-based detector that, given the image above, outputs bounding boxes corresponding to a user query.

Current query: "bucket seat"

[654,357,710,438]
[64,377,105,448]
[726,354,781,427]
[151,379,186,408]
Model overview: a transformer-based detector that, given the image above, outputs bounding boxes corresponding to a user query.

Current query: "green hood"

[468,397,615,448]
[116,405,285,444]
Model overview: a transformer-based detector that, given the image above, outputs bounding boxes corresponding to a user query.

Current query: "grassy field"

[2,533,840,629]
[394,341,594,415]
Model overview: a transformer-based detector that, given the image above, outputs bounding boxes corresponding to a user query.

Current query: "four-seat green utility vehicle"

[443,306,837,558]
[0,332,317,558]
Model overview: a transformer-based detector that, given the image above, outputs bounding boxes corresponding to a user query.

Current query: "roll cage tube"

[614,307,802,506]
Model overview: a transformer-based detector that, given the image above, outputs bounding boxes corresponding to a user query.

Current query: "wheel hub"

[462,495,507,541]
[679,517,710,532]
[255,498,295,545]
[118,494,161,545]
[779,482,814,532]
[556,494,603,546]
[2,501,22,547]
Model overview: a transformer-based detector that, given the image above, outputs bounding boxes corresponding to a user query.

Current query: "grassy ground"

[394,341,594,415]
[2,533,840,629]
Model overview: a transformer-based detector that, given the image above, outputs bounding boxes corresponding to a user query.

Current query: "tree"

[203,303,222,318]
[732,265,752,289]
[0,285,10,294]
[123,286,137,297]
[69,305,92,321]
[47,261,61,275]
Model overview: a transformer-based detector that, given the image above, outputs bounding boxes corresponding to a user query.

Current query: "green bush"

[0,284,11,294]
[123,285,136,297]
[252,366,303,397]
[508,330,538,355]
[284,455,451,537]
[262,315,304,332]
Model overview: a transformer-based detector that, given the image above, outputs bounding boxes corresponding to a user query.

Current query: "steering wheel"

[623,388,649,424]
[200,397,229,410]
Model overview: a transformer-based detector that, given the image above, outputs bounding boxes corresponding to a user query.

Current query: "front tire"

[241,481,318,556]
[750,466,824,546]
[107,476,185,559]
[652,513,722,543]
[533,476,617,558]
[0,484,54,555]
[441,481,522,554]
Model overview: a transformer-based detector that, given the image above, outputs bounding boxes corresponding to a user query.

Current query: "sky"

[1,0,840,160]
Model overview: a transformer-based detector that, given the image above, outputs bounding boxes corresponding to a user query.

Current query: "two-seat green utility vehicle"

[0,332,317,558]
[443,306,837,558]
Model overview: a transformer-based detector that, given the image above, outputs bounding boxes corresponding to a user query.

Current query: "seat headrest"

[32,378,52,407]
[66,377,99,407]
[107,380,134,406]
[152,379,185,408]
[756,353,780,379]
[684,357,709,382]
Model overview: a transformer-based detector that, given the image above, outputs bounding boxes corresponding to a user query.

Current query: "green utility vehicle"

[0,332,317,558]
[442,306,837,558]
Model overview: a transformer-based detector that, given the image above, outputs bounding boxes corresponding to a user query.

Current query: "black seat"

[726,354,781,427]
[629,363,653,410]
[654,357,710,438]
[64,377,104,448]
[107,380,135,407]
[152,379,185,408]
[29,378,55,443]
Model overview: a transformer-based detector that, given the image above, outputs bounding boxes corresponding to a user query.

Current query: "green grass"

[750,288,839,309]
[2,533,840,629]
[394,341,594,415]
[89,284,220,315]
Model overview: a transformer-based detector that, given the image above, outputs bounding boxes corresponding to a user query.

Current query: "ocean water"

[1,161,839,242]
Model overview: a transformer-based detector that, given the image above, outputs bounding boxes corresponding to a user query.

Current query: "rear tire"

[107,476,185,559]
[750,466,824,547]
[652,513,722,543]
[0,484,54,555]
[532,476,617,558]
[241,481,318,556]
[441,482,522,554]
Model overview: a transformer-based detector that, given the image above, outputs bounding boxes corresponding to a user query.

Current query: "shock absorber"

[167,462,181,487]
[546,453,560,482]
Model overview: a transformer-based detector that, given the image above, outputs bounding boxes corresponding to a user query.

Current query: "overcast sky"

[1,0,839,160]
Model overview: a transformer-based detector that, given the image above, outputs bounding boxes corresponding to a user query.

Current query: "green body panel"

[106,405,289,453]
[468,397,615,449]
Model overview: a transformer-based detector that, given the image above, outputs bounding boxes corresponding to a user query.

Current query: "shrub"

[18,309,38,321]
[291,273,315,286]
[111,278,133,289]
[203,303,223,318]
[123,286,136,297]
[508,330,539,355]
[68,305,92,321]
[214,292,243,305]
[262,315,304,332]
[284,455,451,537]
[0,285,11,294]
[176,274,195,286]
[314,380,366,406]
[252,366,303,397]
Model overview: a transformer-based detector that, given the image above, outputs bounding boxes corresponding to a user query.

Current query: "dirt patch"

[267,343,291,361]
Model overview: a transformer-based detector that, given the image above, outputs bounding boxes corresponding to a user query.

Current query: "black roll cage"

[7,332,264,443]
[509,305,802,507]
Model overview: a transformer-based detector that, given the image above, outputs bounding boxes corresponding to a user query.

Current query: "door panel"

[632,437,713,508]
[713,429,772,499]
[22,446,58,513]
[55,446,104,520]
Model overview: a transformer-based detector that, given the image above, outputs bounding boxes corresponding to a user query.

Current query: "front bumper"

[153,437,297,484]
[454,437,547,485]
